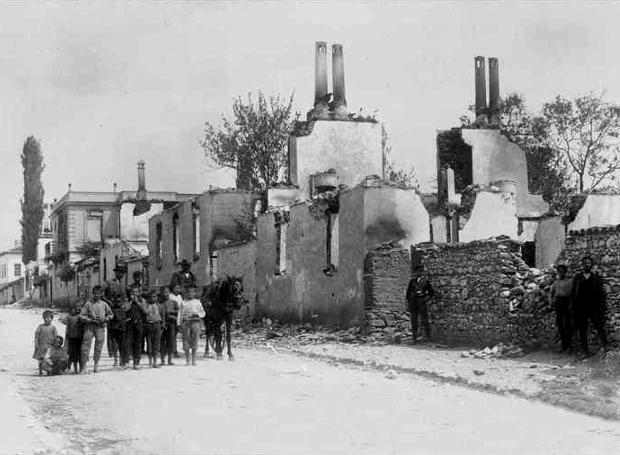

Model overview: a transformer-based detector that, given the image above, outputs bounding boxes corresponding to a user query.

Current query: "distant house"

[0,244,25,304]
[46,161,199,304]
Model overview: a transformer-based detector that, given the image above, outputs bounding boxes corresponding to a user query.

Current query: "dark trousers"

[108,329,127,364]
[575,309,608,354]
[162,321,177,357]
[409,298,431,341]
[555,297,573,350]
[67,337,83,370]
[125,323,143,364]
[145,322,162,358]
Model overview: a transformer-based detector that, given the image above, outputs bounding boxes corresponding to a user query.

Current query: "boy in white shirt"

[179,285,205,366]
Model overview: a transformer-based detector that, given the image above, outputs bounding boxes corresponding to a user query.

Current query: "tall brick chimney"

[474,56,487,123]
[137,160,146,199]
[488,57,500,126]
[134,160,150,216]
[331,44,347,117]
[314,41,328,108]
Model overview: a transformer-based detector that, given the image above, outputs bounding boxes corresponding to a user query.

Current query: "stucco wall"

[255,188,366,326]
[568,194,620,232]
[459,190,518,242]
[535,216,565,268]
[289,120,382,198]
[461,129,548,218]
[216,241,257,320]
[363,187,430,250]
[148,191,259,288]
[120,202,164,241]
[253,185,429,327]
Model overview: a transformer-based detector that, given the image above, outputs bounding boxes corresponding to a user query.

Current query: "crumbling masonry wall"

[364,227,620,347]
[363,239,558,346]
[556,226,620,341]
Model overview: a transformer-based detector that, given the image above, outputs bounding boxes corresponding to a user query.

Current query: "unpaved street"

[2,307,620,455]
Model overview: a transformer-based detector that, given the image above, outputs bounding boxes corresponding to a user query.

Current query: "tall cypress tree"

[20,136,45,265]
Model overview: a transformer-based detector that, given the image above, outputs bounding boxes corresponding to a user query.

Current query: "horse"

[202,276,246,361]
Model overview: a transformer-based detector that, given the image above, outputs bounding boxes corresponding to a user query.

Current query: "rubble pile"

[461,343,525,359]
[233,320,374,350]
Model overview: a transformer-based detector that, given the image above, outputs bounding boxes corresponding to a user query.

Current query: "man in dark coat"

[572,255,609,357]
[406,264,435,344]
[103,265,128,366]
[169,259,197,291]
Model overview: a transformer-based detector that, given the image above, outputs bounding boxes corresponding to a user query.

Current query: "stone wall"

[557,225,620,341]
[363,239,557,347]
[364,226,620,348]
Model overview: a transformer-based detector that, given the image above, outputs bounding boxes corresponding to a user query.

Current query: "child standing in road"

[180,285,205,366]
[63,304,84,374]
[144,289,164,368]
[159,286,179,366]
[32,310,58,375]
[79,286,113,373]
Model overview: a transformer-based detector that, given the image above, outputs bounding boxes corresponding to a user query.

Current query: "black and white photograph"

[1,1,620,454]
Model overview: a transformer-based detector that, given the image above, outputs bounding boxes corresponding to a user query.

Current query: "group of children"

[33,284,206,375]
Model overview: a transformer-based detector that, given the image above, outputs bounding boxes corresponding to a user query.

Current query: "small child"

[180,285,205,366]
[159,286,179,366]
[170,284,184,357]
[41,336,69,376]
[33,310,58,375]
[143,289,164,368]
[63,305,84,374]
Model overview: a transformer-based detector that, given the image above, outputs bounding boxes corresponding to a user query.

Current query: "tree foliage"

[200,91,298,190]
[381,124,420,189]
[539,93,620,193]
[58,263,76,305]
[76,241,102,260]
[20,136,45,264]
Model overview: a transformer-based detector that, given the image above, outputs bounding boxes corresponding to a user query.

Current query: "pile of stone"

[461,343,525,359]
[233,319,370,349]
[501,265,556,315]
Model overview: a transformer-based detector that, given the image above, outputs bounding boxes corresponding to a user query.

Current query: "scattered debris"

[469,343,525,359]
[385,369,398,379]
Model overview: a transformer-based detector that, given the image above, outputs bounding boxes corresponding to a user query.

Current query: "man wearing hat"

[103,265,129,366]
[406,263,435,344]
[169,259,197,291]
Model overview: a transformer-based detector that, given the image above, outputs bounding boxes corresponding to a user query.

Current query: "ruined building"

[149,42,430,325]
[433,57,555,267]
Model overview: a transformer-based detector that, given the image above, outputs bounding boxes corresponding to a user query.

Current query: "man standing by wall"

[572,255,609,358]
[406,264,435,345]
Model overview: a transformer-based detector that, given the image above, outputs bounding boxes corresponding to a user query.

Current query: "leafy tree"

[539,92,620,193]
[460,93,571,212]
[382,124,420,189]
[200,91,298,191]
[20,136,45,264]
[58,263,76,306]
[76,241,102,260]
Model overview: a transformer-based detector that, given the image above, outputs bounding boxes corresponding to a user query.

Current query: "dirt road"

[1,307,620,455]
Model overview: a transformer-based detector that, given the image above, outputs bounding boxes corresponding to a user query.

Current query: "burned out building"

[148,42,430,325]
[433,57,553,267]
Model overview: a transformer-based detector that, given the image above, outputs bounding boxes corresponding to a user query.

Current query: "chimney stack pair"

[474,56,500,127]
[312,41,347,119]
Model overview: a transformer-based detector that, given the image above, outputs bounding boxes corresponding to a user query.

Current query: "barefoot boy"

[79,286,113,373]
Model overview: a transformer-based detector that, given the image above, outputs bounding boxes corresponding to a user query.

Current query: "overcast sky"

[1,1,619,251]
